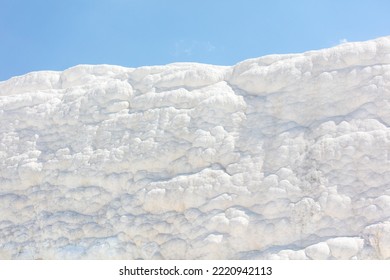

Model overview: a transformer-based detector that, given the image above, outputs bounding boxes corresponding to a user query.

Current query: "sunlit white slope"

[1,36,390,259]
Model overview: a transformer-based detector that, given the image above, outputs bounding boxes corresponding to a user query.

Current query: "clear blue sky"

[1,0,390,81]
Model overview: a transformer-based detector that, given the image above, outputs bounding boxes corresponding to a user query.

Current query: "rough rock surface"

[1,36,390,259]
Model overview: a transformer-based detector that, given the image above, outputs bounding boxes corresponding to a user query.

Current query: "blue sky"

[1,0,390,81]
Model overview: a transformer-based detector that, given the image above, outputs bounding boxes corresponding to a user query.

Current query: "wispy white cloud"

[339,38,348,44]
[172,40,216,58]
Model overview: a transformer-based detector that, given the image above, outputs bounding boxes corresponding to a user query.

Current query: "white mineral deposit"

[1,36,390,259]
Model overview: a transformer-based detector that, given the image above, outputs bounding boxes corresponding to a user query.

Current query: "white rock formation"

[1,36,390,259]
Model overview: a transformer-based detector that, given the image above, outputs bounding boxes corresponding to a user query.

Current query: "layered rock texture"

[1,36,390,259]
